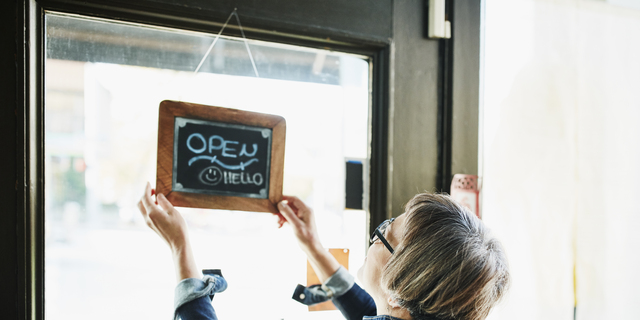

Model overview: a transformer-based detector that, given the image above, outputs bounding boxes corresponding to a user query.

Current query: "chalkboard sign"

[156,100,285,213]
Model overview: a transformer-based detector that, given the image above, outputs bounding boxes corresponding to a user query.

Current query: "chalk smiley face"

[199,166,223,186]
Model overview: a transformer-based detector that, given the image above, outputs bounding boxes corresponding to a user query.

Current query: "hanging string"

[234,10,260,78]
[193,10,235,74]
[194,8,260,78]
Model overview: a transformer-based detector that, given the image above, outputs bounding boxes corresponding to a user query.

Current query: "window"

[45,12,370,320]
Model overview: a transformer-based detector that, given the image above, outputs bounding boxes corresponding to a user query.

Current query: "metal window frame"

[436,0,454,193]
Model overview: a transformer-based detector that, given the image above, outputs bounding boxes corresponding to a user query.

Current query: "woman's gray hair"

[381,193,509,320]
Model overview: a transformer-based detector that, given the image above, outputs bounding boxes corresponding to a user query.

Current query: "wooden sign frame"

[156,100,286,213]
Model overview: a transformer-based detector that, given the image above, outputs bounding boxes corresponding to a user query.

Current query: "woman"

[137,183,509,320]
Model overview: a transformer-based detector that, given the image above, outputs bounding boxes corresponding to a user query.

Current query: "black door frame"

[15,1,392,319]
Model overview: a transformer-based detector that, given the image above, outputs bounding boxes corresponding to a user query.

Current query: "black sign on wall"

[173,117,272,199]
[345,160,364,210]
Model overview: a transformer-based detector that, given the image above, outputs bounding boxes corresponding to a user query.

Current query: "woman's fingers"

[278,201,303,229]
[282,195,306,212]
[156,193,174,213]
[137,199,147,216]
[282,195,312,220]
[140,182,157,213]
[139,183,171,232]
[275,213,286,228]
[137,199,149,220]
[137,199,155,228]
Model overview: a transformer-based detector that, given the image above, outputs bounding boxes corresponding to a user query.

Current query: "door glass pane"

[45,13,370,320]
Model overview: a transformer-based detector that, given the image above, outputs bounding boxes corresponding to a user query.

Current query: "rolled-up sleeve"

[322,266,356,298]
[291,266,376,319]
[292,266,355,305]
[173,273,227,320]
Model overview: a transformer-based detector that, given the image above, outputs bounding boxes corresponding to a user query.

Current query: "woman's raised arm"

[277,195,341,282]
[138,182,200,282]
[138,183,223,320]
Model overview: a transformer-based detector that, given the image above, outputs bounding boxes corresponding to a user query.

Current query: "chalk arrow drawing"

[188,155,217,166]
[188,155,258,171]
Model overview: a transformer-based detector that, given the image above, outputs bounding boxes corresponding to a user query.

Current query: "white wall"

[482,1,640,319]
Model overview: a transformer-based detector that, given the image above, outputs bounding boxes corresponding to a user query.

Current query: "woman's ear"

[387,295,402,308]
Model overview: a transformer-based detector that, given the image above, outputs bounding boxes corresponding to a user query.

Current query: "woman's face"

[358,212,408,299]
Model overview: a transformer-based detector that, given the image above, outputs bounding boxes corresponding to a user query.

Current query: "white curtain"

[482,1,640,319]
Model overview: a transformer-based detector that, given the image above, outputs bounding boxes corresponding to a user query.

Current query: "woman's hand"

[278,195,340,282]
[277,195,322,253]
[137,182,199,281]
[138,182,189,253]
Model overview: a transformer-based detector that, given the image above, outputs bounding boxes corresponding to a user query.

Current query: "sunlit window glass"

[45,13,370,320]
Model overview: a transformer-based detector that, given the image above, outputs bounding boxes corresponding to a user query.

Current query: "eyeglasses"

[370,217,395,254]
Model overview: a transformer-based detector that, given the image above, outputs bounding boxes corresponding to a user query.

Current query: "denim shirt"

[174,267,397,320]
[173,269,228,320]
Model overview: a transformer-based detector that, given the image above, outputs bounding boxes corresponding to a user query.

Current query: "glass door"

[45,12,370,320]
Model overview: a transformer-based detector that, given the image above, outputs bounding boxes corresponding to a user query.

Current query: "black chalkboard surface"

[156,101,286,213]
[173,118,271,199]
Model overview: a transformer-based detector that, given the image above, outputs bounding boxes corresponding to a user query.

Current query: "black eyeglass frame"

[370,217,395,254]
